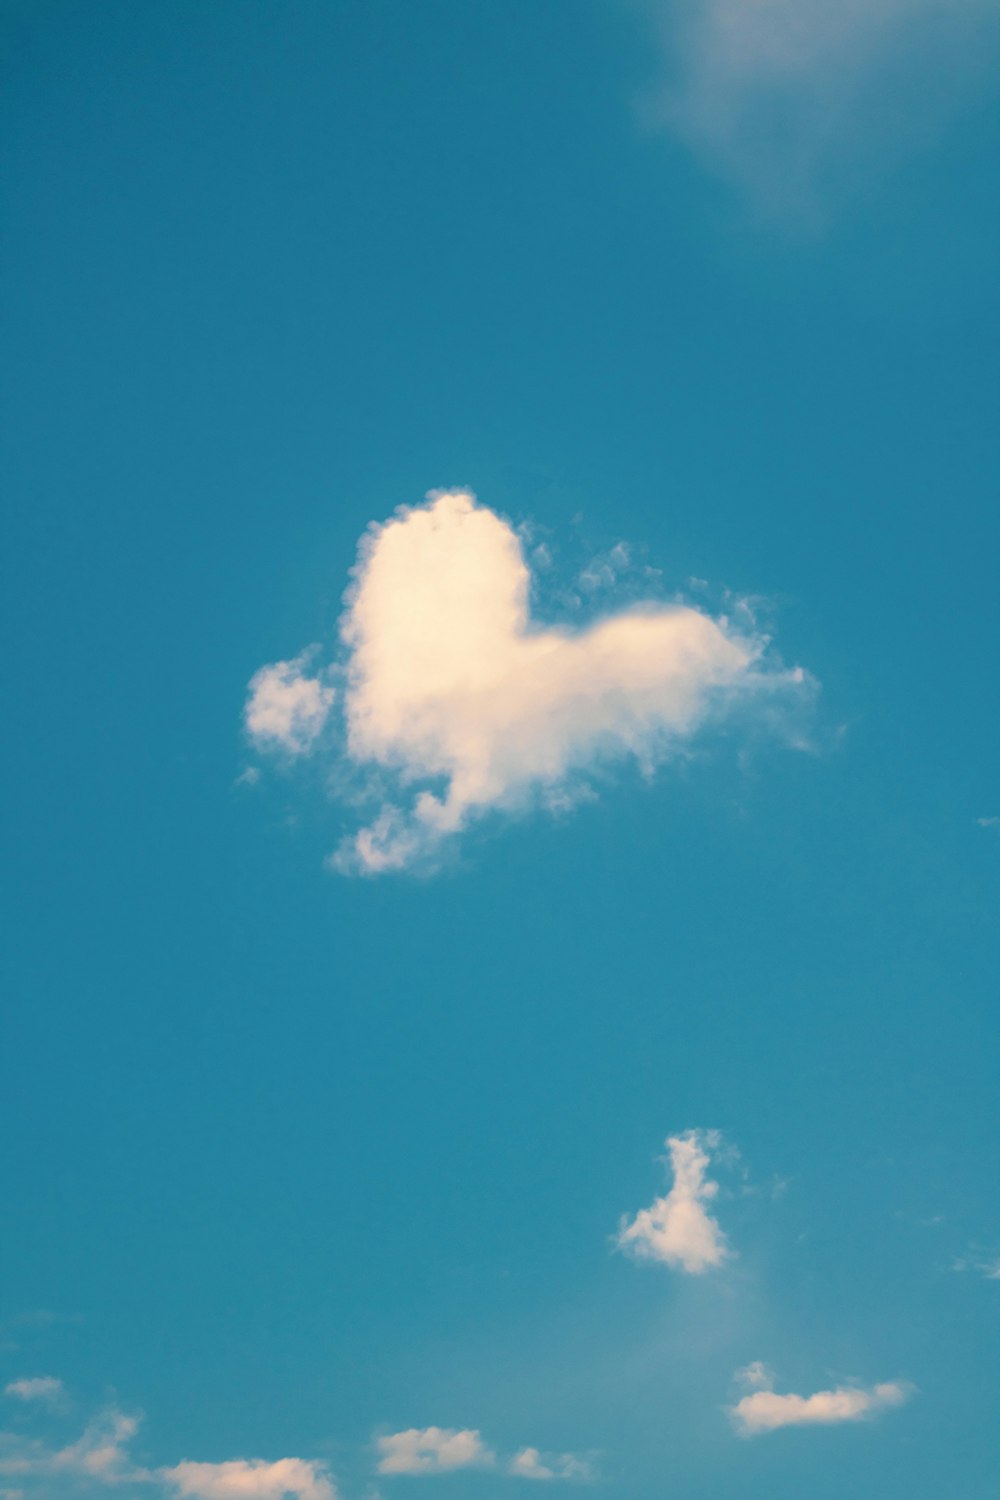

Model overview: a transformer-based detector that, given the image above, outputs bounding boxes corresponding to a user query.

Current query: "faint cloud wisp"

[2,1381,63,1406]
[636,0,998,216]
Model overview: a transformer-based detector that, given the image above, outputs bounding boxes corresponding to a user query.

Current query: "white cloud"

[0,1407,142,1485]
[618,1128,730,1274]
[244,653,334,756]
[639,0,996,211]
[508,1448,592,1482]
[0,1384,573,1498]
[3,1381,62,1405]
[323,490,810,873]
[163,1458,337,1500]
[375,1427,493,1476]
[977,816,1000,834]
[52,1409,141,1482]
[729,1370,912,1435]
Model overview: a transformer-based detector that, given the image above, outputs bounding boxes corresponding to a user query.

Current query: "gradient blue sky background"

[2,2,999,1497]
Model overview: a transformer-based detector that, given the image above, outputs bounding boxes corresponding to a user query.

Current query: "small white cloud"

[3,1379,63,1404]
[375,1427,494,1476]
[163,1457,337,1500]
[618,1129,731,1274]
[730,1374,912,1435]
[508,1448,592,1482]
[977,816,1000,834]
[244,652,334,756]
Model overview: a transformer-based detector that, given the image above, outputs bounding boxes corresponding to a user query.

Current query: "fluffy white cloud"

[244,653,334,755]
[508,1448,592,1482]
[730,1371,912,1435]
[163,1458,336,1500]
[639,0,994,209]
[2,1380,62,1405]
[375,1427,493,1476]
[326,490,809,872]
[618,1129,730,1274]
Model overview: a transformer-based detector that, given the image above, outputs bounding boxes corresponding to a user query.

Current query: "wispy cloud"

[375,1427,493,1476]
[2,1381,63,1406]
[977,816,1000,835]
[618,1129,731,1273]
[246,490,812,875]
[0,1406,140,1485]
[733,1361,772,1391]
[636,0,997,214]
[729,1367,912,1435]
[953,1249,1000,1280]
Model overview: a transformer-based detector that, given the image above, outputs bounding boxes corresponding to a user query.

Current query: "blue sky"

[2,1,999,1497]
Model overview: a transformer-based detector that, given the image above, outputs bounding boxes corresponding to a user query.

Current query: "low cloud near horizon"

[244,490,813,875]
[0,1385,591,1497]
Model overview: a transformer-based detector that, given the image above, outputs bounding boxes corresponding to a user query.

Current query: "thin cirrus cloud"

[729,1367,913,1435]
[3,1378,63,1404]
[637,0,997,212]
[618,1128,731,1274]
[244,490,813,875]
[952,1249,1000,1280]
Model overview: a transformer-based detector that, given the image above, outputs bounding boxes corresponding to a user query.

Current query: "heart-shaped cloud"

[245,490,813,873]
